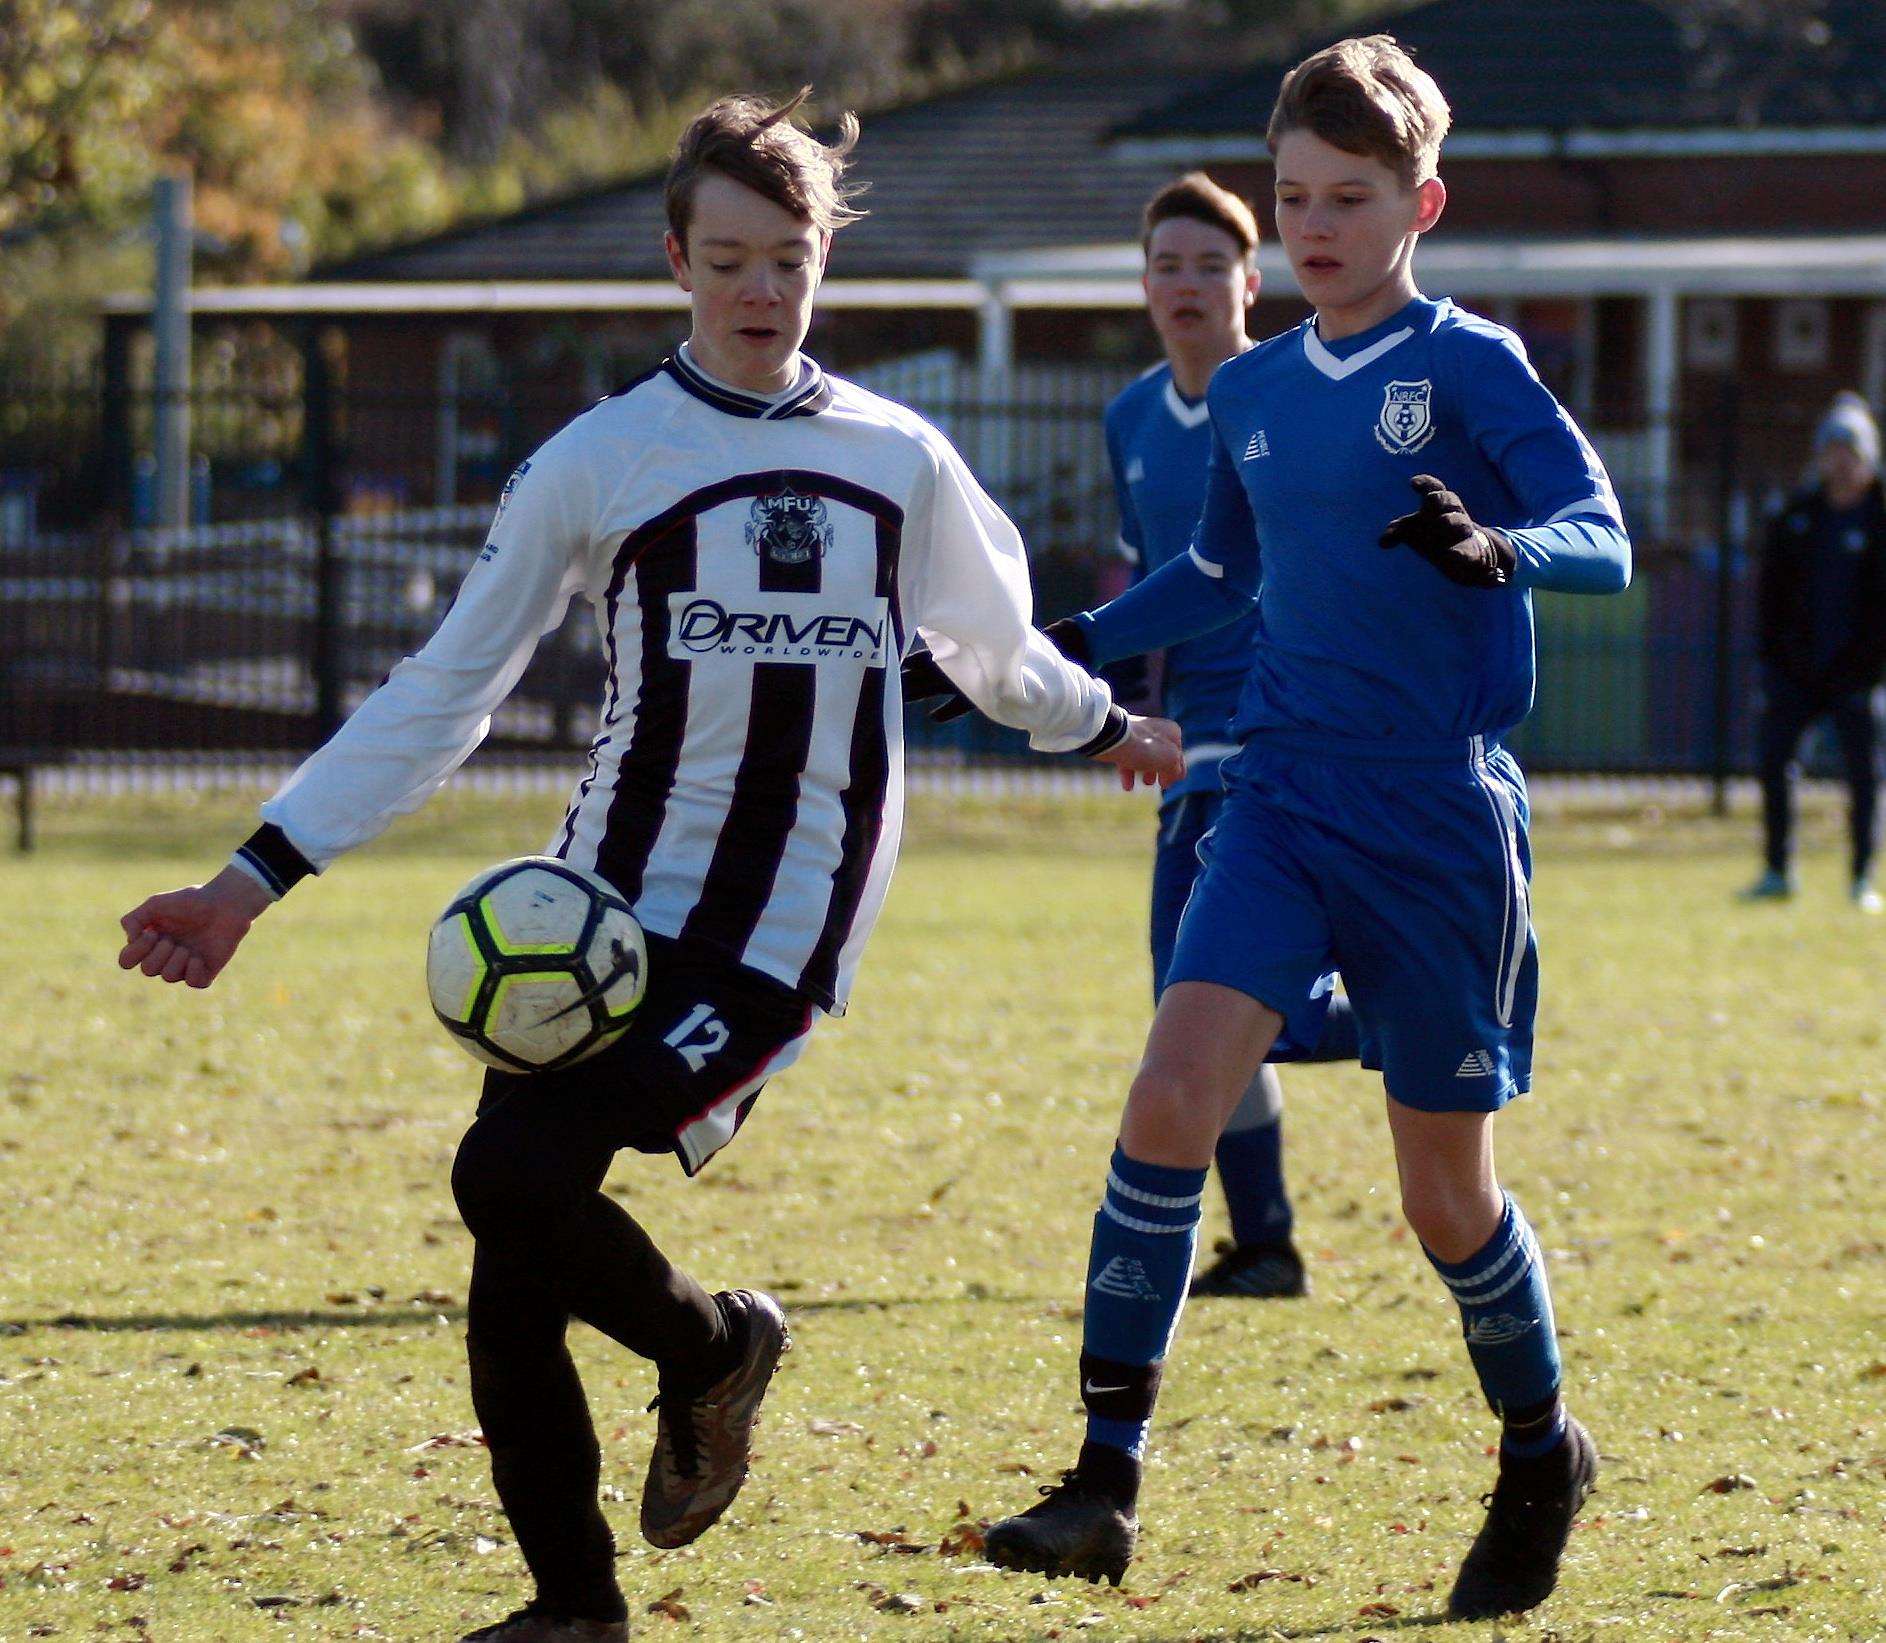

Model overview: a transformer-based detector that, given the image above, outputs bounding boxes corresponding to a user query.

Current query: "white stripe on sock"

[1106,1169,1204,1212]
[1101,1199,1197,1236]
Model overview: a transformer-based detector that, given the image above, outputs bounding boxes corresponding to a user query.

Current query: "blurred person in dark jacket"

[1746,391,1886,912]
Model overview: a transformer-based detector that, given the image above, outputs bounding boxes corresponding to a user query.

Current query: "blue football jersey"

[1201,296,1626,743]
[1105,363,1258,798]
[1084,296,1629,747]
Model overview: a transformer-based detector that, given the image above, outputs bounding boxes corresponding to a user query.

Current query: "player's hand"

[118,866,272,989]
[1379,474,1516,589]
[900,618,1095,724]
[1092,713,1184,791]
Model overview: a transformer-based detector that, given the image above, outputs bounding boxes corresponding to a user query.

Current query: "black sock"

[1074,1438,1143,1510]
[1500,1392,1568,1465]
[660,1291,747,1398]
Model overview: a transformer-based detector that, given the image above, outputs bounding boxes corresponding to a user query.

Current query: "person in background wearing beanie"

[1746,391,1886,912]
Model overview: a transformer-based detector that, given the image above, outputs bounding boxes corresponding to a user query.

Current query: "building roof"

[315,70,1206,285]
[1115,0,1886,143]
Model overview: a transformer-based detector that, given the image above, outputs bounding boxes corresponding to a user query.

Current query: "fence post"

[100,317,134,518]
[301,326,344,741]
[1710,379,1740,817]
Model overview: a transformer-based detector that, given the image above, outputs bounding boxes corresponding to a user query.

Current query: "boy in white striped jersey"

[116,89,1181,1643]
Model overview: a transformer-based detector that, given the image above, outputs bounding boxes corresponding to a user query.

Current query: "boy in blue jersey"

[981,37,1629,1621]
[910,177,1361,1294]
[1108,175,1361,1297]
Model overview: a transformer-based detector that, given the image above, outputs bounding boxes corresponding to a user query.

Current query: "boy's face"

[665,170,829,392]
[1143,217,1256,356]
[1818,438,1874,499]
[1271,129,1443,316]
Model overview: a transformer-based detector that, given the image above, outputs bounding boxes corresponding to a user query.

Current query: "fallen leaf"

[874,1592,923,1614]
[646,1586,689,1622]
[167,1542,208,1573]
[209,1427,265,1456]
[1227,1569,1312,1592]
[406,1431,486,1452]
[1703,1473,1757,1494]
[937,1523,985,1557]
[807,1418,866,1437]
[855,1528,928,1554]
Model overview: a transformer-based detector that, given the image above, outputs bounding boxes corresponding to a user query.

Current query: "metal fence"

[0,359,1832,787]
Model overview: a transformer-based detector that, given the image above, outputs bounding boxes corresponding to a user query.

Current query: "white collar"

[677,341,816,406]
[1302,322,1416,382]
[1162,377,1212,429]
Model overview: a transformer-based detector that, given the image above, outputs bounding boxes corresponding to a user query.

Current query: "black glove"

[1378,474,1516,589]
[900,617,1094,724]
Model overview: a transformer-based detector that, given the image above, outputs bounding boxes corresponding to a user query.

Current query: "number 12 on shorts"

[664,1003,731,1072]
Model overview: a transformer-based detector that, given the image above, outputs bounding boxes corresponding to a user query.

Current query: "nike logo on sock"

[1084,1379,1131,1396]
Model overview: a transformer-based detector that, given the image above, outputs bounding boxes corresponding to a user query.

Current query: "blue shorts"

[1149,789,1220,1000]
[1164,735,1537,1113]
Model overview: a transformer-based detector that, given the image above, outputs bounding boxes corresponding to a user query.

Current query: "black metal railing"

[0,364,1842,792]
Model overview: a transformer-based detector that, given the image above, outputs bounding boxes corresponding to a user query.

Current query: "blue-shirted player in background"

[908,175,1362,1298]
[910,177,1361,1295]
[1107,175,1361,1297]
[981,36,1630,1621]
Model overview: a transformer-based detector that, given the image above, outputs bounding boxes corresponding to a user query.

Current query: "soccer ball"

[426,856,648,1071]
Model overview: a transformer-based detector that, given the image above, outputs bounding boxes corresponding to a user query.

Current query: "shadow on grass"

[5,1292,1055,1335]
[1270,1612,1457,1637]
[6,1307,468,1334]
[1067,1623,1455,1643]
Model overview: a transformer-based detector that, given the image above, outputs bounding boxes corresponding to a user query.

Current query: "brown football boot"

[640,1289,790,1548]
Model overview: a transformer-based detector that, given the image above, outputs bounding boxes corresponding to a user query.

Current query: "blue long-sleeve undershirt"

[1078,510,1630,671]
[1505,514,1633,595]
[1076,549,1256,669]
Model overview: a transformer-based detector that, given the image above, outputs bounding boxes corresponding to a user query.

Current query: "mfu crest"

[745,485,835,565]
[1376,380,1435,454]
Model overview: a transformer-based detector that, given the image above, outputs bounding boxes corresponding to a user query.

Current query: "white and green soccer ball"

[426,856,648,1071]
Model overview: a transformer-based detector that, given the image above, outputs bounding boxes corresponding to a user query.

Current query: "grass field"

[1,786,1881,1642]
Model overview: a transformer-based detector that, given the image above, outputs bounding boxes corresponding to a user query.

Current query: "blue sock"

[1213,1118,1292,1247]
[1424,1194,1564,1456]
[1080,1145,1204,1460]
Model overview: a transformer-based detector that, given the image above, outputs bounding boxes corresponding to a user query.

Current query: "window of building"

[1773,300,1829,372]
[1685,299,1736,371]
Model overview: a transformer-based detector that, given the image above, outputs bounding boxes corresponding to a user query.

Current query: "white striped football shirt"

[234,348,1119,1013]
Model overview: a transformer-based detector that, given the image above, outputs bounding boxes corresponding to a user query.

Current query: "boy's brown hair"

[1265,35,1451,186]
[665,87,866,252]
[1141,172,1260,259]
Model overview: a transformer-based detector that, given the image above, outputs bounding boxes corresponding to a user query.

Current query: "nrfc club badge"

[745,485,835,565]
[1376,380,1435,454]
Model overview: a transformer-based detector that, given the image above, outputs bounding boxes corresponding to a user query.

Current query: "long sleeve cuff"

[1075,703,1131,757]
[233,823,318,900]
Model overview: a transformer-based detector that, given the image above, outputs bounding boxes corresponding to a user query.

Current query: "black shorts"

[477,933,817,1175]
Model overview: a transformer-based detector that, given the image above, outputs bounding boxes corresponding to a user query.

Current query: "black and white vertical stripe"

[558,469,904,1013]
[588,512,697,904]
